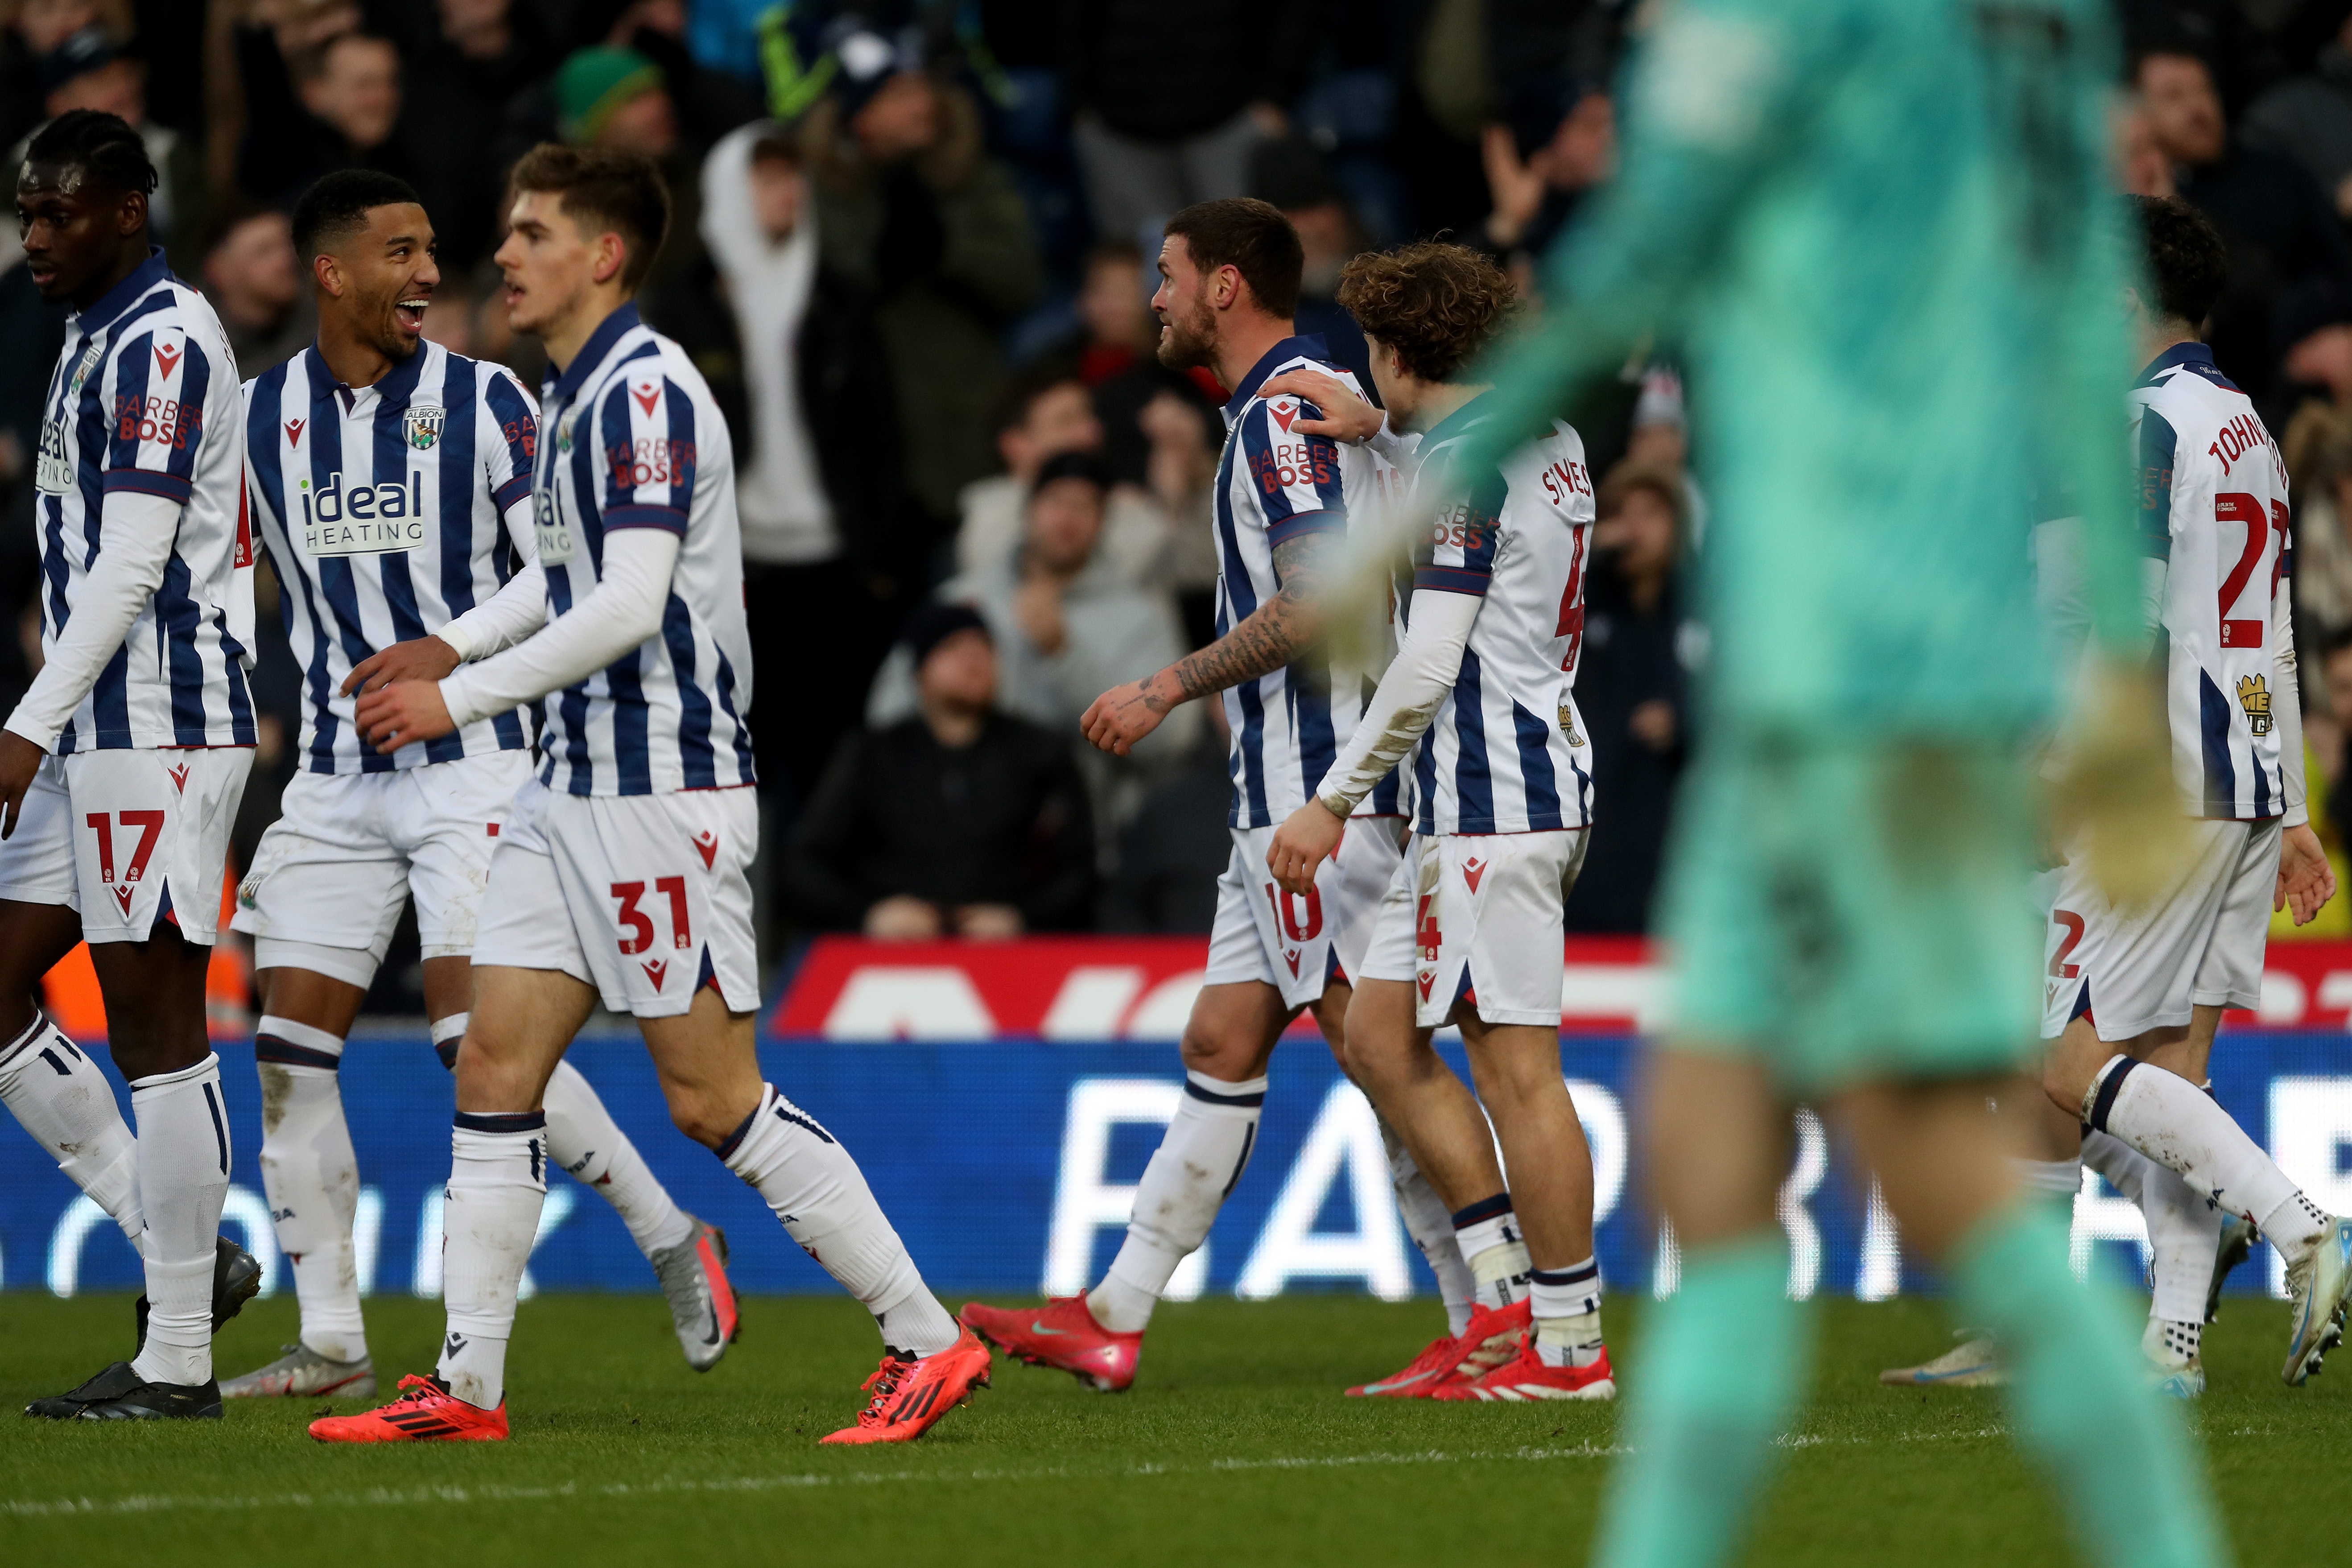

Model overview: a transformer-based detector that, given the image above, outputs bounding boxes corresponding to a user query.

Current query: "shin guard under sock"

[0,1009,141,1242]
[128,1053,231,1387]
[437,1111,549,1409]
[256,1016,366,1362]
[1094,1070,1265,1333]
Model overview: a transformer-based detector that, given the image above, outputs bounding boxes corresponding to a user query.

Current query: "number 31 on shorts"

[611,877,692,954]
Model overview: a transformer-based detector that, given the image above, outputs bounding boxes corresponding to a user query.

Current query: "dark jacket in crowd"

[784,713,1098,931]
[1564,562,1696,935]
[2179,141,2352,414]
[1060,0,1317,141]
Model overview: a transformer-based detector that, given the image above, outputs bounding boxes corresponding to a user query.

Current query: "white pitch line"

[2,1426,2031,1522]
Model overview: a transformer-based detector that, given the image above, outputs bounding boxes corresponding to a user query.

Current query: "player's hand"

[1257,369,1384,445]
[340,634,462,697]
[354,680,456,754]
[2277,822,2337,927]
[1267,799,1346,897]
[0,729,45,840]
[1081,673,1177,757]
[2048,656,2196,910]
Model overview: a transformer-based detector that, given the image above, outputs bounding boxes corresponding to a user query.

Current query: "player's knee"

[1178,1021,1259,1081]
[662,1086,739,1150]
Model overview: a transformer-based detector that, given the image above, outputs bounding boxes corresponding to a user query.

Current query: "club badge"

[403,401,446,450]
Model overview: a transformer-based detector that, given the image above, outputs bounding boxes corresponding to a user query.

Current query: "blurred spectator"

[878,451,1197,836]
[2243,12,2352,221]
[784,605,1096,938]
[0,0,109,151]
[700,120,912,818]
[1481,83,1615,271]
[4,25,206,271]
[593,0,762,157]
[2114,93,2179,197]
[557,45,675,156]
[1623,364,1707,548]
[373,0,556,271]
[802,31,1041,545]
[1067,241,1149,386]
[1104,700,1233,933]
[2137,48,2352,414]
[1062,0,1316,248]
[956,366,1177,584]
[1564,462,1699,936]
[1251,134,1374,388]
[198,202,312,379]
[237,28,407,204]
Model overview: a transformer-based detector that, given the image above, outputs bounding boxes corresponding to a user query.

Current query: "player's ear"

[594,231,627,287]
[114,186,146,240]
[313,250,344,300]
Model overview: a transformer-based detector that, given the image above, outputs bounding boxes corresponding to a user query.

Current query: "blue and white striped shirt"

[1212,335,1402,828]
[532,305,755,796]
[1406,395,1597,835]
[30,248,254,751]
[244,341,539,772]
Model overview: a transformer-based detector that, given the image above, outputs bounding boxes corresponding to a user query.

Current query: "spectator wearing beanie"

[785,604,1097,938]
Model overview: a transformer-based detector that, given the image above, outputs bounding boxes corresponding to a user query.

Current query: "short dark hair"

[2132,194,2228,329]
[1163,198,1302,320]
[1335,242,1516,383]
[1033,449,1112,495]
[291,169,423,265]
[507,142,671,293]
[22,108,156,199]
[990,359,1087,439]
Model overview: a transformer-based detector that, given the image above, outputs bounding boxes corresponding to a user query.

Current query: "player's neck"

[1212,314,1296,398]
[543,285,634,377]
[2139,326,2200,370]
[315,308,399,390]
[73,236,151,313]
[1403,380,1490,433]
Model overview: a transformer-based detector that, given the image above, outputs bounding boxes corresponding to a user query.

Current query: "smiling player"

[222,169,737,1403]
[8,109,260,1422]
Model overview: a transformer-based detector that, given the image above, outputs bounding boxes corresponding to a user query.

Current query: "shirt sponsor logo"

[534,490,575,565]
[403,401,445,450]
[113,393,201,450]
[34,418,73,495]
[2239,673,2274,736]
[297,470,427,556]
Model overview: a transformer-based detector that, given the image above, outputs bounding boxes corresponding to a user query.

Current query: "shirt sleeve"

[2133,408,2176,561]
[482,368,540,519]
[1241,396,1347,549]
[103,325,214,504]
[597,368,697,534]
[1411,464,1508,596]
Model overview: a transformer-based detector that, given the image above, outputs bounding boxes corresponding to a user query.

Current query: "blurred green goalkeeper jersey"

[1475,0,2137,734]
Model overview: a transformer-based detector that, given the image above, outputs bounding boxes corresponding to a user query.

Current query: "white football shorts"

[1205,815,1405,1011]
[470,776,760,1019]
[2040,816,2281,1041]
[0,748,252,945]
[1362,828,1589,1028]
[231,749,535,988]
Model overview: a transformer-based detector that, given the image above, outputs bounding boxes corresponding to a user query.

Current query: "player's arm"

[0,328,207,834]
[1082,401,1347,755]
[1256,367,1414,459]
[341,378,549,696]
[355,374,693,752]
[2273,567,2335,924]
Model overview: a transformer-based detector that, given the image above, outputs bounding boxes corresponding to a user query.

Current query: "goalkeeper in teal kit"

[1452,3,2228,1565]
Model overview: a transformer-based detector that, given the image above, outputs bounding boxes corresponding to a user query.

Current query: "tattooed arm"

[1079,530,1334,757]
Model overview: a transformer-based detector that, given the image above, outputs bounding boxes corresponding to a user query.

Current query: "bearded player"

[220,168,737,1403]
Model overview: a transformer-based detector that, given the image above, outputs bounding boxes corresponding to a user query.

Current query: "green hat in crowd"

[557,46,666,144]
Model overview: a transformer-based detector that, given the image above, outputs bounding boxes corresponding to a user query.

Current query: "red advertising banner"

[769,935,2352,1041]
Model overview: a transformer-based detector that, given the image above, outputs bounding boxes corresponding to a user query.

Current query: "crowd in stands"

[21,1,2352,989]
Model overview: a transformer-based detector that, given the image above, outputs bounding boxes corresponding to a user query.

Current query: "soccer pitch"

[3,1291,2346,1565]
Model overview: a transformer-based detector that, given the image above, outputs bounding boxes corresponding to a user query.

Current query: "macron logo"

[153,342,181,379]
[1269,398,1297,433]
[168,763,189,794]
[693,830,718,870]
[632,382,660,416]
[285,418,305,446]
[641,958,669,990]
[1463,857,1488,894]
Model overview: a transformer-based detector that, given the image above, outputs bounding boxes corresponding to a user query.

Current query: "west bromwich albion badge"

[403,401,446,450]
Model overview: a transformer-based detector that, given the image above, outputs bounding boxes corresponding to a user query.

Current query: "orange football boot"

[1349,1298,1532,1398]
[821,1328,992,1444]
[308,1375,510,1442]
[960,1292,1142,1391]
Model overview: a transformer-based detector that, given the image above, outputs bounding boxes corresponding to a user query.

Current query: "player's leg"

[1589,1048,1809,1568]
[1839,1077,2224,1568]
[0,896,140,1242]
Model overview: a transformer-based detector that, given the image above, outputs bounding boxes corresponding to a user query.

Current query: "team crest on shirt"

[66,339,103,395]
[557,408,579,452]
[2238,673,2274,736]
[403,401,446,450]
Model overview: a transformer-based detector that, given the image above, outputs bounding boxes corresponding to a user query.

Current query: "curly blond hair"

[1334,242,1516,383]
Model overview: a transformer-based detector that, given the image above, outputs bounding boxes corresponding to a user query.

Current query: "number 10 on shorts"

[611,876,692,955]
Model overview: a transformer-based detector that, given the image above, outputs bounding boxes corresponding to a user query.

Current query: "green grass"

[1,1289,2345,1565]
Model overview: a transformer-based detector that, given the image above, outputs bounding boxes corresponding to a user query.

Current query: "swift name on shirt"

[297,470,428,557]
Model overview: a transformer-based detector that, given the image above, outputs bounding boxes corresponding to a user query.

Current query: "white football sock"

[2010,1155,2083,1201]
[1379,1115,1475,1337]
[1531,1258,1605,1368]
[2082,1129,2225,1328]
[2085,1056,2328,1262]
[255,1015,366,1363]
[2143,1314,2202,1368]
[127,1053,231,1386]
[1091,1070,1266,1334]
[721,1083,960,1358]
[0,1009,142,1242]
[542,1057,695,1256]
[437,1111,549,1409]
[1453,1194,1532,1311]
